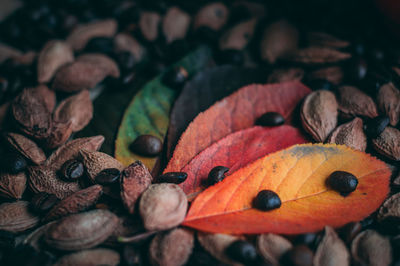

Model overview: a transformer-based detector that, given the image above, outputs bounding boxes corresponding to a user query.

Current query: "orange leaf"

[164,81,311,173]
[183,144,390,235]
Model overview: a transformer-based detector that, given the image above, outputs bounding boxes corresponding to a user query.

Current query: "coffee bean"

[157,172,188,184]
[281,245,313,266]
[215,49,244,66]
[130,135,162,157]
[95,168,121,185]
[327,171,358,194]
[162,66,189,90]
[226,240,258,264]
[60,159,84,181]
[207,166,229,185]
[254,190,281,211]
[255,112,285,127]
[31,192,59,214]
[365,116,390,138]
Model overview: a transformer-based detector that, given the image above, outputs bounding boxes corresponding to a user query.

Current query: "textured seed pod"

[53,90,93,132]
[219,18,257,51]
[150,228,194,266]
[377,83,400,126]
[54,248,120,266]
[114,33,146,62]
[372,126,400,160]
[45,121,74,149]
[66,19,118,51]
[23,221,56,251]
[327,117,367,151]
[351,230,392,266]
[193,3,229,31]
[77,53,120,78]
[139,11,161,41]
[378,192,400,222]
[33,85,56,112]
[0,201,39,233]
[0,42,22,63]
[260,20,299,64]
[338,86,378,119]
[139,183,187,231]
[267,68,304,83]
[287,47,351,64]
[314,226,350,266]
[45,209,118,251]
[307,66,344,85]
[121,161,152,214]
[307,32,350,48]
[301,90,338,142]
[0,172,27,199]
[44,185,103,222]
[163,7,191,43]
[5,132,46,165]
[37,40,74,83]
[256,233,292,265]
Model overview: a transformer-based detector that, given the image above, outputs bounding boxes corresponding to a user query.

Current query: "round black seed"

[280,245,313,266]
[255,112,285,127]
[157,172,188,184]
[208,166,229,186]
[226,240,258,264]
[254,190,281,211]
[161,66,189,90]
[31,192,59,214]
[365,116,390,138]
[60,159,84,181]
[130,135,162,157]
[327,171,358,194]
[215,49,244,66]
[95,168,121,185]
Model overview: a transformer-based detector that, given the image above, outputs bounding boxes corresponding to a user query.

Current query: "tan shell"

[139,11,161,41]
[371,126,400,161]
[377,82,400,126]
[287,47,351,64]
[219,18,258,50]
[6,132,46,165]
[267,68,304,83]
[327,117,367,151]
[338,86,378,119]
[314,226,350,266]
[256,233,292,265]
[378,193,400,222]
[114,33,146,62]
[77,53,120,78]
[307,66,344,85]
[163,7,191,43]
[54,248,120,266]
[0,172,27,199]
[193,2,229,31]
[0,201,39,233]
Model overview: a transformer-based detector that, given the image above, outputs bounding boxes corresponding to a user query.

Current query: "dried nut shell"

[44,185,103,222]
[327,117,367,151]
[351,230,392,266]
[193,2,229,31]
[267,68,304,83]
[260,20,299,64]
[371,126,400,160]
[307,32,350,48]
[77,53,120,78]
[307,66,344,85]
[114,33,146,62]
[45,120,73,149]
[314,226,350,266]
[34,85,56,112]
[287,47,351,64]
[219,18,257,50]
[139,183,187,231]
[53,90,93,132]
[0,172,27,199]
[301,90,338,142]
[0,201,39,233]
[377,82,400,126]
[257,233,292,265]
[378,193,400,222]
[149,228,194,266]
[23,222,56,251]
[54,248,120,266]
[66,19,118,51]
[0,42,22,63]
[139,11,161,41]
[37,40,74,83]
[163,7,191,43]
[45,209,118,251]
[121,161,152,214]
[338,86,378,119]
[6,132,46,165]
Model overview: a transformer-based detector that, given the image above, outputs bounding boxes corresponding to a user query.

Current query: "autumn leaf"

[164,81,311,173]
[183,144,390,235]
[181,126,308,200]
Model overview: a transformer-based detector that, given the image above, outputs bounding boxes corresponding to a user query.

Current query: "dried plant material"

[44,185,103,222]
[33,85,56,113]
[307,32,350,48]
[45,209,118,251]
[66,19,118,51]
[378,193,400,222]
[307,66,344,85]
[372,126,400,160]
[54,248,120,266]
[53,90,93,132]
[114,33,146,62]
[257,233,292,265]
[0,201,39,233]
[0,42,22,63]
[287,47,351,64]
[338,86,378,119]
[6,132,46,165]
[267,68,304,83]
[219,18,257,50]
[327,118,367,151]
[45,121,73,149]
[23,222,56,251]
[37,40,74,83]
[139,183,188,231]
[377,83,400,126]
[314,226,350,266]
[149,228,194,266]
[0,172,27,199]
[301,90,338,142]
[163,7,191,43]
[139,11,161,41]
[0,102,10,129]
[193,2,229,31]
[77,53,120,78]
[260,20,299,63]
[351,230,392,266]
[106,215,142,245]
[121,161,152,214]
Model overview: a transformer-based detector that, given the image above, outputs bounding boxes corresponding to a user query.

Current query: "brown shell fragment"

[314,226,350,266]
[327,117,367,151]
[33,85,56,112]
[121,161,152,214]
[0,172,27,199]
[37,40,74,83]
[287,47,351,64]
[66,19,118,51]
[371,126,400,161]
[256,233,292,265]
[0,201,39,233]
[45,209,118,251]
[307,32,350,49]
[338,86,378,119]
[267,68,304,83]
[307,66,344,85]
[45,120,74,149]
[377,82,400,126]
[54,248,120,266]
[301,90,338,142]
[193,2,229,31]
[77,53,120,78]
[5,132,46,165]
[163,7,191,43]
[219,18,258,51]
[114,33,146,62]
[139,11,161,41]
[378,193,400,222]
